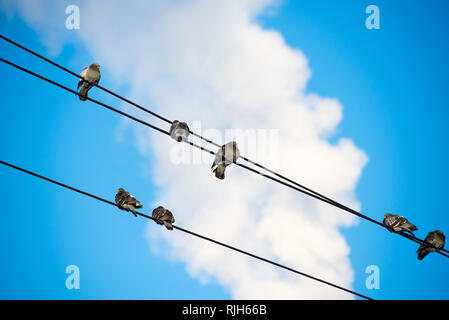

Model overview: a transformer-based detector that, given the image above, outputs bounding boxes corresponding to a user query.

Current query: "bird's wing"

[223,143,239,164]
[417,243,426,253]
[77,67,88,90]
[127,193,141,206]
[211,153,221,170]
[164,210,174,222]
[421,232,437,249]
[83,68,96,88]
[427,232,436,243]
[179,122,190,131]
[384,215,397,227]
[116,193,128,206]
[89,69,100,86]
[397,216,408,226]
[152,207,163,220]
[436,233,445,249]
[81,67,88,77]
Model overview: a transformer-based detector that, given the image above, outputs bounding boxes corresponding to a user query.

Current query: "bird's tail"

[214,163,226,180]
[79,87,88,101]
[135,202,143,209]
[124,204,138,217]
[404,223,418,235]
[417,243,429,260]
[417,249,429,260]
[163,221,174,230]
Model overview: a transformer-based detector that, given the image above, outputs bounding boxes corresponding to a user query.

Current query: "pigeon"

[211,141,240,180]
[77,63,101,101]
[169,120,190,142]
[383,213,418,235]
[417,230,445,260]
[152,206,175,230]
[115,188,142,217]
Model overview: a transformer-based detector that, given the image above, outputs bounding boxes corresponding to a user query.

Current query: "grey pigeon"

[383,213,418,235]
[115,188,142,217]
[152,206,175,230]
[77,63,101,101]
[417,230,445,260]
[211,141,240,180]
[169,120,190,142]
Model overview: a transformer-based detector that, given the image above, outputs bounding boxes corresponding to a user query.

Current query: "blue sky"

[0,0,448,299]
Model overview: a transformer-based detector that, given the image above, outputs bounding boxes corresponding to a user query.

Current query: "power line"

[0,33,331,201]
[188,140,448,256]
[1,34,447,257]
[0,34,370,214]
[0,159,373,300]
[1,56,448,259]
[0,33,219,148]
[0,57,170,137]
[0,34,173,125]
[238,164,449,258]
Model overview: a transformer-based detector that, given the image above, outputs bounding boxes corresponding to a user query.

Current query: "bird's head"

[384,213,392,219]
[118,187,125,193]
[435,230,444,236]
[90,63,100,70]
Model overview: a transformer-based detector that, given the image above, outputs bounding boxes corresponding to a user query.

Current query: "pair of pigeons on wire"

[383,213,445,260]
[115,188,175,230]
[76,63,240,180]
[169,120,240,179]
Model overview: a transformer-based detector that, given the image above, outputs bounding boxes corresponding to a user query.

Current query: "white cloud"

[2,0,368,299]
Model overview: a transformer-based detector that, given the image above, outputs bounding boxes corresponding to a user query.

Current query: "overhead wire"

[0,159,373,300]
[1,36,448,257]
[0,33,327,200]
[0,33,375,212]
[0,33,219,148]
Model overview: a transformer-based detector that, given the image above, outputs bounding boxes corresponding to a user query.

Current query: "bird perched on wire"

[211,141,240,180]
[169,120,190,142]
[152,206,175,230]
[383,213,418,235]
[417,230,445,260]
[115,188,142,217]
[77,63,101,101]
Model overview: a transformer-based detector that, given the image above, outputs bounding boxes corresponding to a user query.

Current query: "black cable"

[0,33,329,193]
[235,163,449,258]
[0,34,356,211]
[1,56,447,259]
[0,159,373,300]
[0,58,170,137]
[0,34,173,126]
[238,158,448,254]
[173,224,373,299]
[0,34,418,226]
[0,33,222,147]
